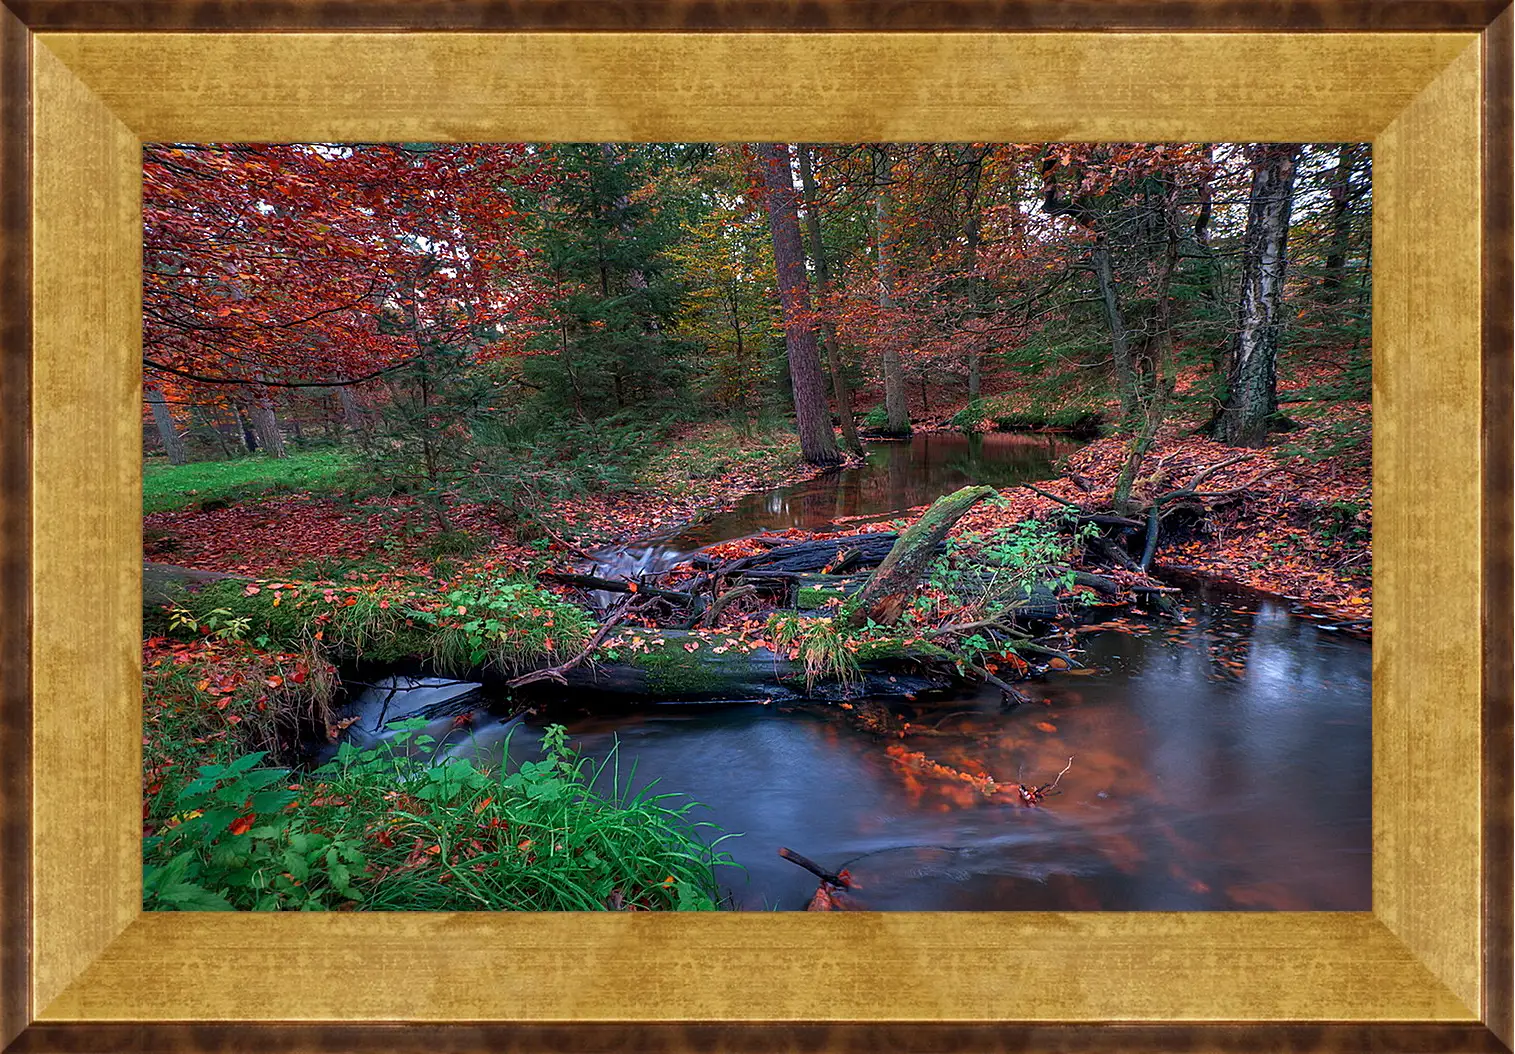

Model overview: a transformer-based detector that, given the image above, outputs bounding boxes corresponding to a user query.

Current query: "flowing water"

[345,431,1371,910]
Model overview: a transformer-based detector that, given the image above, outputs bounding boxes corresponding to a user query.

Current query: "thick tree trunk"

[757,143,841,467]
[846,485,996,627]
[797,144,864,456]
[336,384,368,435]
[246,382,288,458]
[872,147,912,437]
[144,384,188,465]
[1216,144,1302,448]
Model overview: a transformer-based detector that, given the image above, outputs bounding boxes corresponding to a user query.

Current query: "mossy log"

[144,561,244,608]
[536,627,957,703]
[846,485,997,628]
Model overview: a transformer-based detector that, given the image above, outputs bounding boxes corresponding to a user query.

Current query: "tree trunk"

[1216,144,1302,448]
[757,143,841,467]
[846,485,996,628]
[797,144,864,456]
[144,383,188,465]
[336,384,368,435]
[247,392,287,458]
[1039,151,1134,427]
[1193,143,1227,315]
[872,147,912,437]
[232,400,258,453]
[1090,238,1135,425]
[1113,180,1182,513]
[1322,143,1361,298]
[960,145,986,402]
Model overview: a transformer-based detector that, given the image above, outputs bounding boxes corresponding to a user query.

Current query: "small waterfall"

[339,675,484,753]
[580,541,694,609]
[589,541,692,580]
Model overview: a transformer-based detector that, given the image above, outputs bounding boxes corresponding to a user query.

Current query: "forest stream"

[339,434,1371,911]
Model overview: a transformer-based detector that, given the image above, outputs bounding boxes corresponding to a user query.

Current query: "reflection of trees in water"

[689,433,1083,539]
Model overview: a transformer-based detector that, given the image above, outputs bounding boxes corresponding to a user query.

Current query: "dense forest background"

[143,141,1370,531]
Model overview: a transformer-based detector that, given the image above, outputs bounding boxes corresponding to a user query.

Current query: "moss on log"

[543,627,956,702]
[846,485,997,628]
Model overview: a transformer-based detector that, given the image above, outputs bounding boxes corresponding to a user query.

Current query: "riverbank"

[144,421,841,578]
[951,410,1372,621]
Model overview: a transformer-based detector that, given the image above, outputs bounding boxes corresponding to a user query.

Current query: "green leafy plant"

[167,604,252,642]
[144,723,736,912]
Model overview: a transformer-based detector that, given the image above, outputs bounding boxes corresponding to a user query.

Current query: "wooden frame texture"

[0,3,1509,1051]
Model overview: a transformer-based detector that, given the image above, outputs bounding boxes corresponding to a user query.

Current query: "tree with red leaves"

[143,143,546,458]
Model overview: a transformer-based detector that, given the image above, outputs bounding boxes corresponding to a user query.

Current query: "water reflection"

[682,432,1079,546]
[595,432,1079,579]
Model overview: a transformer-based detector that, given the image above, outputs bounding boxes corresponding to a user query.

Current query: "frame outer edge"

[1,9,1511,1054]
[1483,3,1515,1050]
[0,0,1512,32]
[0,3,32,1050]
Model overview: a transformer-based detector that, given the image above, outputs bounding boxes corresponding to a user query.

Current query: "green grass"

[144,449,361,514]
[143,723,736,912]
[768,613,861,691]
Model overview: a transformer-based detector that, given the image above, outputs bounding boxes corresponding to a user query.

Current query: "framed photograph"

[1,2,1510,1050]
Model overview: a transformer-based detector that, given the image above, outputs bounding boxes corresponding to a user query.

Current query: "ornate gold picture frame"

[1,3,1510,1049]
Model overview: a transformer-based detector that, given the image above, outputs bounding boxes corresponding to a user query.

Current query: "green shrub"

[950,399,988,432]
[422,530,485,560]
[924,516,1081,625]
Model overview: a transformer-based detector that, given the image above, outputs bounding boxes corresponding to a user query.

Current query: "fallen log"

[507,626,961,703]
[696,532,905,575]
[846,486,997,628]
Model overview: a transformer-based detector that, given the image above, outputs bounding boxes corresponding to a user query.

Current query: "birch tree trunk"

[872,146,911,437]
[1215,144,1303,448]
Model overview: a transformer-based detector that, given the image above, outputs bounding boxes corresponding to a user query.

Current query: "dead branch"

[778,847,854,889]
[1019,482,1084,510]
[698,584,757,628]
